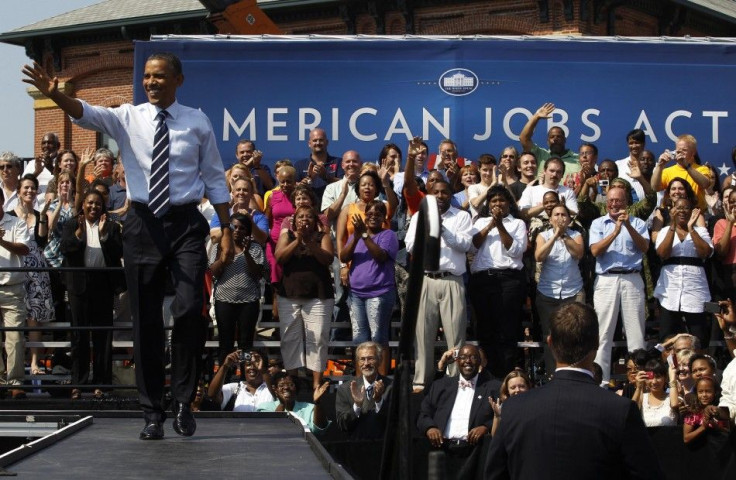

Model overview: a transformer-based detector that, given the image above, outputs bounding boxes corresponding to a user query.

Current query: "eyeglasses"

[501,154,515,159]
[0,165,14,171]
[457,355,479,362]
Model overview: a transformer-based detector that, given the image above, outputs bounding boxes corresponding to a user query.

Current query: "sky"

[0,1,100,158]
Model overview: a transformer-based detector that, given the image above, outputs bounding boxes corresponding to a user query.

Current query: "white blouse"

[641,393,677,427]
[470,215,527,272]
[654,226,712,313]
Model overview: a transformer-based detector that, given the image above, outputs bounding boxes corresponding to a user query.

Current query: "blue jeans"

[348,290,395,344]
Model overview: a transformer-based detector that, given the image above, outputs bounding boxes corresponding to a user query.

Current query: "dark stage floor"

[2,413,342,479]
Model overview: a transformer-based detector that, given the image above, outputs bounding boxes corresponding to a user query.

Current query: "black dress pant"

[469,268,526,379]
[123,202,209,422]
[68,273,113,388]
[214,300,260,364]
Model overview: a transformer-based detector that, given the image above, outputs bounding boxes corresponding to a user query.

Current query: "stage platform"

[0,412,350,479]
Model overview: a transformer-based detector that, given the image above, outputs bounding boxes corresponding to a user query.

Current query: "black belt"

[474,268,521,276]
[444,438,469,447]
[662,256,705,267]
[606,268,640,274]
[131,201,198,214]
[424,271,455,279]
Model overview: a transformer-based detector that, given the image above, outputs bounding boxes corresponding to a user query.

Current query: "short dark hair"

[379,143,402,163]
[689,353,716,372]
[82,189,107,214]
[290,184,317,207]
[230,212,253,236]
[365,199,387,221]
[580,142,598,156]
[271,371,299,394]
[146,52,183,76]
[644,359,667,377]
[478,154,497,166]
[90,178,110,195]
[236,139,256,151]
[479,184,517,218]
[549,302,599,366]
[544,156,565,175]
[353,170,385,197]
[19,173,39,191]
[626,129,646,144]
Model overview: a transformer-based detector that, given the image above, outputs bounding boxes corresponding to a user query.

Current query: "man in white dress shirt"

[518,156,578,220]
[405,180,473,392]
[23,52,233,440]
[418,344,500,479]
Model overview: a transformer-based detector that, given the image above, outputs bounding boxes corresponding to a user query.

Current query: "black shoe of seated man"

[173,402,196,437]
[140,421,164,440]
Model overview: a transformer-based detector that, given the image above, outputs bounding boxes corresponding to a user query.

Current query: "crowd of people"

[3,84,736,471]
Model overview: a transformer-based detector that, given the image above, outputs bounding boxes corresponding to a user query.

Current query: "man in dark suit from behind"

[485,302,665,480]
[335,341,392,439]
[417,343,501,479]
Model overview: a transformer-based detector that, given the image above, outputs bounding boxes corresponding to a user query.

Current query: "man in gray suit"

[335,341,391,439]
[485,302,665,480]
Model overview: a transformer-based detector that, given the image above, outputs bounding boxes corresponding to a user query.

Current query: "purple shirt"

[347,229,398,298]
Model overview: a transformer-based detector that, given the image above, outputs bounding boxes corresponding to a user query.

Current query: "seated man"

[417,344,500,479]
[207,350,274,412]
[258,372,330,434]
[335,341,392,439]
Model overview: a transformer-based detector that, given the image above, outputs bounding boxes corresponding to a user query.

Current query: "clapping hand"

[251,150,263,167]
[687,208,701,231]
[313,381,330,403]
[98,213,108,235]
[372,379,385,402]
[349,380,365,406]
[352,214,367,237]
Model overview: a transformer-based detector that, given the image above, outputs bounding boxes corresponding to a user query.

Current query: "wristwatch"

[361,232,369,240]
[220,222,231,230]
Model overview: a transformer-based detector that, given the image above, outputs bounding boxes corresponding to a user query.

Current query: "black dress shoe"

[140,421,164,440]
[173,402,196,437]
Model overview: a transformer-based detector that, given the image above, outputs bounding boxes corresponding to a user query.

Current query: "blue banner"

[134,37,736,178]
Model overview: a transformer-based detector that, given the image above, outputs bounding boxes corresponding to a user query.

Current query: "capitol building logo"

[439,68,478,96]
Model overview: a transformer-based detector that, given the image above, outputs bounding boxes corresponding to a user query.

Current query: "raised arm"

[519,103,554,152]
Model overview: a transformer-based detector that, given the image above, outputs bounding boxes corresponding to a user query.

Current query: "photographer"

[207,350,274,412]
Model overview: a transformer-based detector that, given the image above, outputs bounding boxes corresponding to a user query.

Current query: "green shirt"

[532,144,581,186]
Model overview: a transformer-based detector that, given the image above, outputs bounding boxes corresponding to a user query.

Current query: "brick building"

[1,0,735,155]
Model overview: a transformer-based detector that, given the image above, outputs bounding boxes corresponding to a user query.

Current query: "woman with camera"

[207,350,274,412]
[209,212,268,366]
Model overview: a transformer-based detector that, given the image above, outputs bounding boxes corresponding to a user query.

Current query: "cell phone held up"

[704,301,724,314]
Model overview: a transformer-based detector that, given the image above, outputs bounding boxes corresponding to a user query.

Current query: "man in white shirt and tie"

[23,52,233,441]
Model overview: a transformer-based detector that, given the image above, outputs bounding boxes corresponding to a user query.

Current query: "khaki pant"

[0,283,27,385]
[413,275,467,389]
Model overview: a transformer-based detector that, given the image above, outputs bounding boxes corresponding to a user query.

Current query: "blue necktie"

[149,110,170,217]
[366,384,374,400]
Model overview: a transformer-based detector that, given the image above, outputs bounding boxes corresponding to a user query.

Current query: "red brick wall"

[32,41,133,157]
